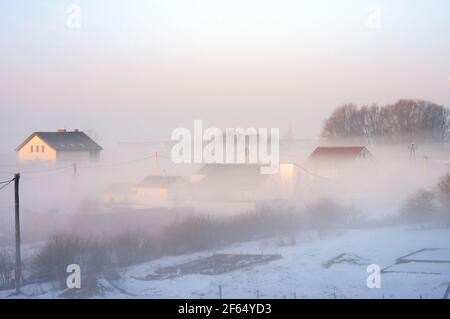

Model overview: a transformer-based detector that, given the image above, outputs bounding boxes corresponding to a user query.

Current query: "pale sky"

[1,0,449,152]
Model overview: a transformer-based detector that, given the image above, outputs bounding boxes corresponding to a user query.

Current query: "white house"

[190,163,299,214]
[303,146,375,179]
[16,129,103,163]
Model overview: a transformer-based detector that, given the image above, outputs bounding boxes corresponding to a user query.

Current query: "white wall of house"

[133,187,170,207]
[17,135,56,162]
[56,151,92,162]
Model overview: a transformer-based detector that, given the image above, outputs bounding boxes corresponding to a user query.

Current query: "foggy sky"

[1,0,450,154]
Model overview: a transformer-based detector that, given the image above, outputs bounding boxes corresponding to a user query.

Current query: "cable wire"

[0,178,14,191]
[292,162,335,182]
[77,154,155,169]
[0,153,169,179]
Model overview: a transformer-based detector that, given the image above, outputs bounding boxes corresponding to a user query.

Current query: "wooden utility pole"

[409,143,417,162]
[72,163,77,181]
[14,173,21,294]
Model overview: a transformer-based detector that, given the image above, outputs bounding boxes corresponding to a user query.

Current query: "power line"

[0,153,169,180]
[20,165,73,175]
[77,154,155,169]
[23,169,72,182]
[292,162,335,182]
[0,178,14,191]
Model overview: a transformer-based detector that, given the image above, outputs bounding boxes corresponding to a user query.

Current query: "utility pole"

[409,143,417,162]
[72,163,77,181]
[14,173,21,294]
[154,152,162,175]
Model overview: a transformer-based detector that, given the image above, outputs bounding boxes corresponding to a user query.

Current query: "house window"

[30,145,34,152]
[36,145,39,153]
[41,145,45,152]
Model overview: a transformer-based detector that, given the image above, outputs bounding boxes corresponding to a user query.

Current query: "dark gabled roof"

[306,146,367,161]
[137,176,186,189]
[16,131,103,152]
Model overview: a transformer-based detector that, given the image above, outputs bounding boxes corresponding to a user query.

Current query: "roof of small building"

[16,131,103,152]
[304,146,371,164]
[194,163,270,190]
[104,183,137,195]
[196,163,263,175]
[138,175,187,188]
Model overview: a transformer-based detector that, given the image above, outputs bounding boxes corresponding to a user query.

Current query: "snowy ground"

[1,227,450,299]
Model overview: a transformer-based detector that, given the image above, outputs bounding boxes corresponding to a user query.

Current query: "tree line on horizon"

[321,99,450,144]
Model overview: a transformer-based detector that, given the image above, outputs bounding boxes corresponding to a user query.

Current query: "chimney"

[58,128,66,133]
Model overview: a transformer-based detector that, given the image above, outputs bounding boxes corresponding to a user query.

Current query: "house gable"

[17,135,57,162]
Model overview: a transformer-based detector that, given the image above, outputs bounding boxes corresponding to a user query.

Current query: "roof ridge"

[16,131,102,152]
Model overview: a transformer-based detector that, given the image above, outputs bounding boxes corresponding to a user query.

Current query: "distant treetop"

[321,99,450,143]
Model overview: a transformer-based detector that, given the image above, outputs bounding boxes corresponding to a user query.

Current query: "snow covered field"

[1,227,450,299]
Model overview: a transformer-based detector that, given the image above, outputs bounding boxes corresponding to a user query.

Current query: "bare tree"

[322,99,450,143]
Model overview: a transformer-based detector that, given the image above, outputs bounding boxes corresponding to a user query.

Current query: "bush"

[161,206,305,256]
[0,249,14,290]
[31,200,367,287]
[33,231,158,286]
[224,207,299,242]
[400,190,437,224]
[437,174,450,225]
[438,174,450,207]
[162,215,219,255]
[304,198,346,230]
[107,231,156,267]
[33,235,89,287]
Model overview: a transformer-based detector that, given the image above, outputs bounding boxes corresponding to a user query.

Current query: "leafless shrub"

[224,207,299,243]
[162,208,301,256]
[400,190,437,224]
[438,174,450,207]
[0,249,14,290]
[343,205,366,228]
[437,174,450,225]
[33,230,158,286]
[305,198,345,230]
[163,215,218,255]
[107,231,156,267]
[31,200,366,284]
[33,235,86,287]
[32,235,110,287]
